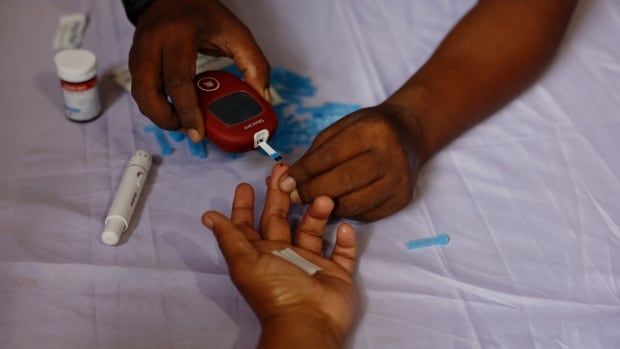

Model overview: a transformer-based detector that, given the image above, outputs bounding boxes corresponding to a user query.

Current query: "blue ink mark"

[406,234,450,250]
[296,102,360,116]
[269,102,361,154]
[143,64,360,160]
[168,131,186,142]
[144,125,174,156]
[271,67,315,94]
[187,138,207,158]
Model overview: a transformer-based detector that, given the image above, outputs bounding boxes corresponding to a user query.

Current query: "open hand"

[202,164,358,346]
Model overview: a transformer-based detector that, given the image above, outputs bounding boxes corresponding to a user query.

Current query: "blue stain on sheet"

[406,234,450,250]
[144,124,174,156]
[187,137,207,158]
[168,131,186,142]
[271,67,316,104]
[267,101,361,154]
[144,64,360,159]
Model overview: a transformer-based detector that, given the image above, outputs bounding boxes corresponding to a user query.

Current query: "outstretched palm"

[202,164,358,339]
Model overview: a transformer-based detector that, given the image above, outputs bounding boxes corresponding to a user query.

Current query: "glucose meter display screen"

[208,92,263,125]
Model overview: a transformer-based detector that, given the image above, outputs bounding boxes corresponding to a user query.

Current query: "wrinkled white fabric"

[1,0,619,348]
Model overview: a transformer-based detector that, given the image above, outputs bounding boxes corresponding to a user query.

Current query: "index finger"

[162,35,204,141]
[129,36,180,130]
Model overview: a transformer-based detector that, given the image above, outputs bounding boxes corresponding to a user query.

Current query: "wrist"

[259,313,346,349]
[380,92,434,166]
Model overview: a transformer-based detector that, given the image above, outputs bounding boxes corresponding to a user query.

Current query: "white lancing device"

[102,150,152,246]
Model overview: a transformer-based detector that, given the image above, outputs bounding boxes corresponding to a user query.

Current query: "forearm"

[258,315,345,349]
[387,0,577,163]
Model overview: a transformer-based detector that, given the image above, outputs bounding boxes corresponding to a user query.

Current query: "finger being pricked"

[295,196,334,255]
[259,164,293,242]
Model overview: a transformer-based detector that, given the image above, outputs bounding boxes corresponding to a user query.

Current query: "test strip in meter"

[257,140,283,162]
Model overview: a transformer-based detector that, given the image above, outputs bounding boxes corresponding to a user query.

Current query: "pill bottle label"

[60,78,101,122]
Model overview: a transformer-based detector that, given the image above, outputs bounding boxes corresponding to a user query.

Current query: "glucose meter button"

[197,77,220,92]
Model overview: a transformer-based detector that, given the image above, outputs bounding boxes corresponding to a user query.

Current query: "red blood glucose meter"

[194,71,278,153]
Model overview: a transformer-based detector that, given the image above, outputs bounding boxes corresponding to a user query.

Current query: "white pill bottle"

[54,49,102,122]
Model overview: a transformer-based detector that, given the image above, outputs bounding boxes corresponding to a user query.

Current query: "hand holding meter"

[194,71,279,157]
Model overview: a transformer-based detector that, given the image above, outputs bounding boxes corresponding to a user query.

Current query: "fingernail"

[279,176,296,192]
[203,216,213,230]
[290,189,301,204]
[188,129,201,143]
[263,87,273,103]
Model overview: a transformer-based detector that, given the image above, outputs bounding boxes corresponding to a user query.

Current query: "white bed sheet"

[1,0,619,348]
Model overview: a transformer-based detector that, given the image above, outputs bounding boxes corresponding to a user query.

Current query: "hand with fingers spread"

[279,104,421,222]
[202,164,358,349]
[128,0,270,142]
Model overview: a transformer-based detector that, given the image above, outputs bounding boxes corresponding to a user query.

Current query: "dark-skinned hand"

[129,0,270,142]
[202,164,358,348]
[278,104,421,222]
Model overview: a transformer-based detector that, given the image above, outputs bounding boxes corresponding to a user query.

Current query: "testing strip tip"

[257,140,283,162]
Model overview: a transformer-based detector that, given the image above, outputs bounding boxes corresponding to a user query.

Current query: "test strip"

[52,13,88,51]
[406,234,450,250]
[279,249,321,272]
[269,87,285,106]
[272,248,322,275]
[257,140,282,162]
[112,65,132,92]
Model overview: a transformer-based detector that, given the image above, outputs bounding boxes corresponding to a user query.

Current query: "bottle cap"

[54,49,97,83]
